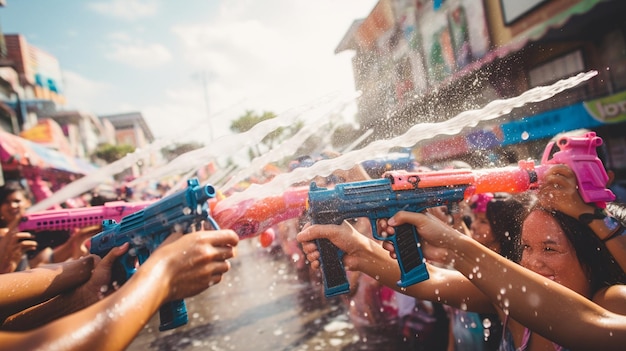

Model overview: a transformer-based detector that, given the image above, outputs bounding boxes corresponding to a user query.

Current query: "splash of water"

[220,92,359,190]
[130,91,356,185]
[219,70,598,208]
[27,99,249,212]
[27,91,351,211]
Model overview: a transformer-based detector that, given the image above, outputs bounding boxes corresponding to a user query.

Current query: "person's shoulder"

[593,284,626,314]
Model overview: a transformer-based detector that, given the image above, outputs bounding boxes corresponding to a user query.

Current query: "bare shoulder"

[593,284,626,315]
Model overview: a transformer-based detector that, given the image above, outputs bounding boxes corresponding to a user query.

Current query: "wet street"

[127,239,364,351]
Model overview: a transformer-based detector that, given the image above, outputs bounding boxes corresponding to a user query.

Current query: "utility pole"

[194,71,213,142]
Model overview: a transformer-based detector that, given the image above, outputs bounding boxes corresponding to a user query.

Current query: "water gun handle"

[158,300,188,331]
[382,223,429,287]
[156,210,220,330]
[540,131,615,206]
[315,238,350,297]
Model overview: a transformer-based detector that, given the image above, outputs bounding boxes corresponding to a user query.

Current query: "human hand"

[296,220,373,271]
[67,225,102,259]
[142,229,239,302]
[538,164,594,218]
[0,217,37,273]
[72,244,130,306]
[379,211,462,266]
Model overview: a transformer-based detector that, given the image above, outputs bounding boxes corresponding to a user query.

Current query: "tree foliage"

[93,143,136,164]
[230,110,300,159]
[161,142,204,162]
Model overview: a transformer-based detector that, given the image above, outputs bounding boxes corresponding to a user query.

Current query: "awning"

[0,129,95,175]
[0,129,47,169]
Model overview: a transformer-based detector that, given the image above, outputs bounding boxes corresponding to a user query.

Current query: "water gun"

[90,178,219,331]
[308,131,615,297]
[212,186,309,240]
[19,200,154,233]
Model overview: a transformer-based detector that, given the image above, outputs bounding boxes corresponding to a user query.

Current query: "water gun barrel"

[212,186,309,240]
[385,164,539,198]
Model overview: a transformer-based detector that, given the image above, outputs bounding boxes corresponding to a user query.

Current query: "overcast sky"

[1,0,378,144]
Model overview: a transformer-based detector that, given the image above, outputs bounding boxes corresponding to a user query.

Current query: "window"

[528,50,584,87]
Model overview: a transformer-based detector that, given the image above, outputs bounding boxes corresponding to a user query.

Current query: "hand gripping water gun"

[90,178,219,331]
[307,131,615,297]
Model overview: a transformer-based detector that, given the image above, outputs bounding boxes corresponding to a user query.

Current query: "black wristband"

[578,207,606,224]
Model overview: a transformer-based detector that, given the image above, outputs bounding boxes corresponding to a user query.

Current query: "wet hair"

[485,194,527,262]
[531,207,626,294]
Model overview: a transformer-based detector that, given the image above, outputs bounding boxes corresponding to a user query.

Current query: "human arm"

[2,245,123,330]
[0,255,95,320]
[0,229,239,351]
[384,211,626,350]
[538,164,626,270]
[296,219,495,313]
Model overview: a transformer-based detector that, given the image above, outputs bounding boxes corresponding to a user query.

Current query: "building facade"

[338,0,626,182]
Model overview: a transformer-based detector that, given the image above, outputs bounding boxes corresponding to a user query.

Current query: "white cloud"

[169,0,375,128]
[102,0,377,143]
[62,70,113,111]
[88,0,159,21]
[104,33,172,68]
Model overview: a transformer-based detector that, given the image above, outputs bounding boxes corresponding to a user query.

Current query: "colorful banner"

[501,103,603,146]
[583,90,626,124]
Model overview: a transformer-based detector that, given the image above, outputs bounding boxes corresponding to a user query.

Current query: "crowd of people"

[0,130,625,350]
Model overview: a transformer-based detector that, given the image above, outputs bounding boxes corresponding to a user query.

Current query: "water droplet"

[521,131,530,140]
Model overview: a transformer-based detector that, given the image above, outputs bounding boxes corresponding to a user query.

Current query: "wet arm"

[0,257,94,319]
[0,256,170,351]
[448,229,626,350]
[299,221,495,313]
[0,230,237,351]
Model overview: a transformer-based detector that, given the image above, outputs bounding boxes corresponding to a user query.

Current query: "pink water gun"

[19,200,154,232]
[386,131,615,207]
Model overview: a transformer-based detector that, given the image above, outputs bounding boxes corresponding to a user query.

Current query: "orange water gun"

[212,186,309,241]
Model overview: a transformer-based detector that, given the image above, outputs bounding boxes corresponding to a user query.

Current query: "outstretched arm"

[0,255,95,320]
[2,245,125,330]
[0,229,239,351]
[385,211,626,351]
[296,220,495,313]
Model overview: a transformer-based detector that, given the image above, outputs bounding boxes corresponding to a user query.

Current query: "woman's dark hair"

[0,181,25,203]
[486,194,527,262]
[0,181,28,227]
[535,207,626,294]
